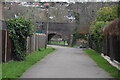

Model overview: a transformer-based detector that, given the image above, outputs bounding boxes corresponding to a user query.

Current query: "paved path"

[21,45,112,78]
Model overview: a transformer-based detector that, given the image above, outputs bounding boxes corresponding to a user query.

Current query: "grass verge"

[49,41,67,45]
[2,46,55,79]
[83,48,120,80]
[0,63,2,80]
[70,46,79,48]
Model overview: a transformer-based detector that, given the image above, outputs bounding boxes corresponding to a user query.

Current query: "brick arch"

[48,32,62,41]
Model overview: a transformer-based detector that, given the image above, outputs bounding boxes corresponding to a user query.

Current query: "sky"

[2,0,119,2]
[40,0,119,2]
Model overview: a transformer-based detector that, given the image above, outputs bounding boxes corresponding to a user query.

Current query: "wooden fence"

[103,35,120,63]
[1,30,12,62]
[103,18,120,63]
[88,18,120,63]
[26,33,46,53]
[1,30,46,62]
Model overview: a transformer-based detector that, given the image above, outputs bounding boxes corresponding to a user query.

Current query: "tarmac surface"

[21,45,112,78]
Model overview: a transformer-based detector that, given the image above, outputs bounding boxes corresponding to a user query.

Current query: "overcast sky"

[37,0,119,2]
[41,0,119,2]
[2,0,119,2]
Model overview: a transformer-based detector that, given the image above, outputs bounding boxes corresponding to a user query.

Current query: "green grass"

[69,46,78,48]
[49,41,67,45]
[2,46,55,79]
[0,63,2,80]
[83,49,120,80]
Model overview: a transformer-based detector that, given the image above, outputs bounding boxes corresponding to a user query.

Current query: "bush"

[6,17,35,61]
[97,5,119,21]
[89,4,119,53]
[72,27,89,46]
[89,21,109,53]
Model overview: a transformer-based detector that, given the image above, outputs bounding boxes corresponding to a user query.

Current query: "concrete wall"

[26,34,46,53]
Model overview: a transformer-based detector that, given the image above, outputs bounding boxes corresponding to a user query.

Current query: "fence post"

[35,35,38,51]
[26,37,28,53]
[37,35,39,49]
[118,36,120,62]
[4,30,7,62]
[110,36,114,61]
[38,35,40,49]
[0,30,2,63]
[30,35,35,52]
[0,20,2,62]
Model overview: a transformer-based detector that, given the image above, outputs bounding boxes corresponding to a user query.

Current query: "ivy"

[6,17,35,61]
[89,21,109,53]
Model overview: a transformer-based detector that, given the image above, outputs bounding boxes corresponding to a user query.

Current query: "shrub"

[72,29,88,47]
[97,5,119,21]
[6,17,35,61]
[89,21,109,53]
